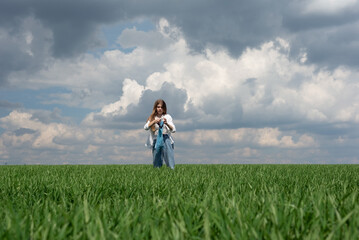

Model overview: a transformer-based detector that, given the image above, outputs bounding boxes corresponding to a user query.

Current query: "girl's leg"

[163,137,175,169]
[152,140,163,168]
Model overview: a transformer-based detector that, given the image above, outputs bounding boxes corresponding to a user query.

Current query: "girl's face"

[156,103,164,116]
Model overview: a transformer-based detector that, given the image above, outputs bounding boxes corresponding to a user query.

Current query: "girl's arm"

[164,115,176,133]
[144,121,150,130]
[144,119,161,130]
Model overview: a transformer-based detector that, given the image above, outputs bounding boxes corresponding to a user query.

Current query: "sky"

[1,0,359,165]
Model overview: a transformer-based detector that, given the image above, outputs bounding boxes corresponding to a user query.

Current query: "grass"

[0,164,358,239]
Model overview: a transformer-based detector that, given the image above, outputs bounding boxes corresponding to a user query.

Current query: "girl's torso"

[153,115,170,135]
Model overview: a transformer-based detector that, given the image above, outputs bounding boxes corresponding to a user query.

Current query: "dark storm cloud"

[283,6,359,32]
[30,1,128,57]
[161,0,359,68]
[0,31,35,86]
[0,0,123,85]
[126,82,189,122]
[283,6,359,68]
[158,0,284,56]
[0,0,127,58]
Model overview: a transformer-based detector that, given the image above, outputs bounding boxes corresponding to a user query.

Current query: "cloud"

[0,110,69,150]
[0,109,149,164]
[0,0,125,57]
[175,128,317,148]
[117,19,178,50]
[5,19,359,128]
[303,0,358,14]
[0,100,22,109]
[13,128,37,136]
[4,20,183,108]
[0,108,323,165]
[100,78,145,117]
[0,16,52,86]
[67,23,359,135]
[1,0,359,88]
[1,10,359,164]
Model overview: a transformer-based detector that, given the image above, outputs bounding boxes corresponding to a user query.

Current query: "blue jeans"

[152,134,175,169]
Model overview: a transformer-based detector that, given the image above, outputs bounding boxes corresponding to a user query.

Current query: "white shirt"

[144,114,176,148]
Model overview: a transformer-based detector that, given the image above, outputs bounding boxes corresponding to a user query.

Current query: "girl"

[144,99,176,169]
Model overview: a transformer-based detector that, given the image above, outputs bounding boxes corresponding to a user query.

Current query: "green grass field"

[0,164,358,239]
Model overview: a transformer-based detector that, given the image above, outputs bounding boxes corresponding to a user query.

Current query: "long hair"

[147,99,167,131]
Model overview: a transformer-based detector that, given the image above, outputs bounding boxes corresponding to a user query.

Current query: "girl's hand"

[150,118,161,127]
[163,117,173,131]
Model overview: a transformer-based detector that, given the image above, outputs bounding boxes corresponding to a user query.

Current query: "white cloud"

[84,144,99,154]
[303,0,358,14]
[255,128,317,148]
[0,109,150,164]
[1,110,72,150]
[100,78,145,116]
[175,128,316,148]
